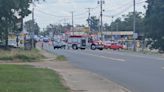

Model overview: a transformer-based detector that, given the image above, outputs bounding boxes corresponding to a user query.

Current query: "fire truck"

[67,35,104,50]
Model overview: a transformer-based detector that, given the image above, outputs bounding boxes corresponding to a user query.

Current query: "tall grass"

[56,55,67,61]
[0,49,45,62]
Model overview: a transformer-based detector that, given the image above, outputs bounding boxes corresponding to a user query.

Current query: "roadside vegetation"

[0,49,44,62]
[0,65,69,92]
[56,55,67,61]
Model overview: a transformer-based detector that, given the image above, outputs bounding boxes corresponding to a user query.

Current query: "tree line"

[88,0,164,51]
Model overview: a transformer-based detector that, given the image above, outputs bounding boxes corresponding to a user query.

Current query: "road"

[44,44,164,92]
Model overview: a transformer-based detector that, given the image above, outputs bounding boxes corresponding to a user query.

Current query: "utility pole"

[31,2,35,48]
[86,8,93,32]
[98,0,105,41]
[111,16,114,40]
[133,0,136,51]
[111,16,114,31]
[116,22,119,31]
[71,11,74,35]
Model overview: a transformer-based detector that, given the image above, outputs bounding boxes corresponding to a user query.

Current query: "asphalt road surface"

[44,44,164,92]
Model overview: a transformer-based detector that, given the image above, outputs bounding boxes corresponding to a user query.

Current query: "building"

[102,31,134,41]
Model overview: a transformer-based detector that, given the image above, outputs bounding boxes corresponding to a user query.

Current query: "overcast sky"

[25,0,147,29]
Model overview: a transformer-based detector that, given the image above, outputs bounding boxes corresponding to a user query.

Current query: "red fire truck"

[67,35,104,50]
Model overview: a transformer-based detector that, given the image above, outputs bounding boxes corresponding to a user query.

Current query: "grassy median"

[0,64,69,92]
[0,49,44,62]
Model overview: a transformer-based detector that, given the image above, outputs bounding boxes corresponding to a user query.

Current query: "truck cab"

[88,36,104,50]
[88,38,104,50]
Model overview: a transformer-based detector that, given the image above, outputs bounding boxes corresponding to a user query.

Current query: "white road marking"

[87,53,126,62]
[103,50,147,58]
[97,50,164,61]
[67,50,126,62]
[156,58,164,61]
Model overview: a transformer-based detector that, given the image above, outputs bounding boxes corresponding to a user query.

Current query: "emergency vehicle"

[67,35,104,50]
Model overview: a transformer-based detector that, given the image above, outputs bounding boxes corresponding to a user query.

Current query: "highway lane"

[44,44,164,92]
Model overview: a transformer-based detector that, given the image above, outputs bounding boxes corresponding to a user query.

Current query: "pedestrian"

[41,42,44,49]
[48,40,51,45]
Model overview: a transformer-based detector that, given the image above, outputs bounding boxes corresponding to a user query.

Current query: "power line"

[114,1,145,16]
[105,1,133,12]
[105,0,146,12]
[104,1,145,18]
[35,7,88,18]
[36,9,71,17]
[35,6,71,18]
[74,11,87,16]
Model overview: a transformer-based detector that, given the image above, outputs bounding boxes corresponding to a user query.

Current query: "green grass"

[0,65,69,92]
[56,55,67,61]
[0,49,45,62]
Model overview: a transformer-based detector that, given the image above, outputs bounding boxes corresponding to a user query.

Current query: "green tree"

[104,23,110,31]
[110,12,144,34]
[0,0,31,48]
[110,18,123,31]
[88,16,100,32]
[46,24,62,35]
[24,20,40,35]
[0,0,44,48]
[42,23,71,37]
[144,0,164,51]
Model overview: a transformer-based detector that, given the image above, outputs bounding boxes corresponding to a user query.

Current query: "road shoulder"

[0,47,130,92]
[29,48,130,92]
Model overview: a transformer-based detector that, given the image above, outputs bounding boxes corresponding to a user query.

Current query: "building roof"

[102,31,133,35]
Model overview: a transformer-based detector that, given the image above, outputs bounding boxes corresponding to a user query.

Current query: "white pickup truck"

[53,40,66,49]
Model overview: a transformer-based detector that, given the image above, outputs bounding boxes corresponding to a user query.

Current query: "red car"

[103,41,112,49]
[109,43,123,50]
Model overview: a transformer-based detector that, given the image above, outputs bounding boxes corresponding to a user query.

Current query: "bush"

[0,49,44,62]
[56,55,67,61]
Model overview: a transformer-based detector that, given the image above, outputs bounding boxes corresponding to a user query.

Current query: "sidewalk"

[28,48,130,92]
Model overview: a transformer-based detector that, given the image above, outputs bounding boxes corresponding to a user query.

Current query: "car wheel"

[63,45,66,49]
[91,44,96,50]
[72,44,78,50]
[99,48,103,50]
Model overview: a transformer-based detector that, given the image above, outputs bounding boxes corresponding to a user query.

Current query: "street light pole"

[111,16,114,40]
[98,0,105,41]
[133,0,136,51]
[31,4,35,48]
[71,11,74,35]
[111,16,114,31]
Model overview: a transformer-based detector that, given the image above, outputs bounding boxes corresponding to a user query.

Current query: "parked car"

[109,43,123,50]
[53,40,66,49]
[43,37,49,42]
[103,41,112,49]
